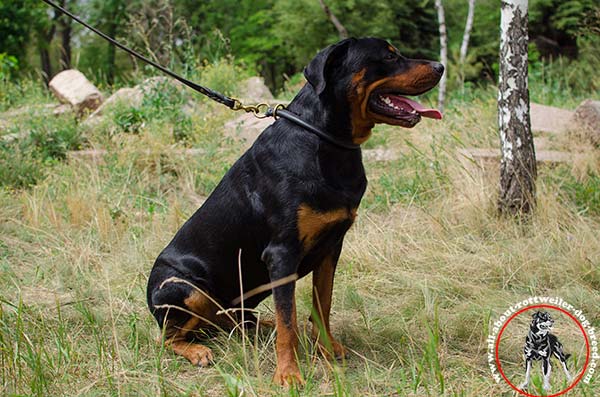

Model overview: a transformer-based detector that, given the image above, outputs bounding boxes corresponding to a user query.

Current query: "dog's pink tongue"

[394,96,443,119]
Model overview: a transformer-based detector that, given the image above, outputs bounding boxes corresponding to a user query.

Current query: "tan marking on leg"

[162,289,225,367]
[311,255,347,360]
[273,297,303,386]
[169,339,214,367]
[297,204,355,250]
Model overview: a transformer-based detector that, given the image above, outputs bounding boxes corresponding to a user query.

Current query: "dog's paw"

[317,339,349,361]
[273,363,304,387]
[543,382,551,391]
[518,382,528,391]
[186,345,214,367]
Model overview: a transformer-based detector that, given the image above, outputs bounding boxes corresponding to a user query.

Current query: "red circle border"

[494,304,591,397]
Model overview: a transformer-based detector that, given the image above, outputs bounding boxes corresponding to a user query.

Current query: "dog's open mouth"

[368,93,442,127]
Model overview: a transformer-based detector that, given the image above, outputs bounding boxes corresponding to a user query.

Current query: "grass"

[0,70,599,396]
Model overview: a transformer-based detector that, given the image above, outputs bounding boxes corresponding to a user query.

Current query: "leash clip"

[231,99,286,120]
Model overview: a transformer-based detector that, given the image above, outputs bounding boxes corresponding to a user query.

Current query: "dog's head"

[531,311,554,335]
[304,37,444,144]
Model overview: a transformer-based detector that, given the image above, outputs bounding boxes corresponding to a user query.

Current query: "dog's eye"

[384,53,397,62]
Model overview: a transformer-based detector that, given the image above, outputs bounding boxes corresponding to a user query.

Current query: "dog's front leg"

[263,244,303,386]
[519,359,532,390]
[311,246,347,360]
[543,358,552,390]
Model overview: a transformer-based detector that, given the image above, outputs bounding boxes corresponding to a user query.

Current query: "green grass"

[0,72,599,396]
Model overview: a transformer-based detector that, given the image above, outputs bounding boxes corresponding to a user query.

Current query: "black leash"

[41,0,360,151]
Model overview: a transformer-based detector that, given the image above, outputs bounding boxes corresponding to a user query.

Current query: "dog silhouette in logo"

[519,311,573,391]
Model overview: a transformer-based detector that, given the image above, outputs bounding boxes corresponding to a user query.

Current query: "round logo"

[488,298,597,396]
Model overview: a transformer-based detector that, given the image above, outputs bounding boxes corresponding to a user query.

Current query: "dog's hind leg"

[150,281,232,367]
[519,359,532,390]
[553,342,573,382]
[542,358,552,390]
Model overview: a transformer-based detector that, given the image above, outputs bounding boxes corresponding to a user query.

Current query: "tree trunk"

[59,17,72,70]
[435,0,447,113]
[106,21,118,85]
[460,0,476,65]
[38,26,57,84]
[498,0,536,216]
[39,45,53,84]
[318,0,348,39]
[105,0,125,85]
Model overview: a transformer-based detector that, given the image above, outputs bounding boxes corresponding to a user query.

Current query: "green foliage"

[531,0,596,37]
[550,169,600,216]
[0,115,82,188]
[0,0,34,62]
[529,35,600,107]
[197,57,249,97]
[0,79,49,112]
[114,106,146,133]
[363,139,450,210]
[0,53,18,80]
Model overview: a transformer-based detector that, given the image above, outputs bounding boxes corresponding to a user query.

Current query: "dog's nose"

[431,62,444,76]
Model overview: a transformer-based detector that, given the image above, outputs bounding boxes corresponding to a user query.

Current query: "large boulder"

[239,76,274,102]
[136,76,183,95]
[223,112,274,148]
[530,103,573,134]
[88,87,144,119]
[571,100,600,147]
[49,69,103,115]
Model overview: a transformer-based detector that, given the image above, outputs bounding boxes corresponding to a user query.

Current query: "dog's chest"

[296,203,357,253]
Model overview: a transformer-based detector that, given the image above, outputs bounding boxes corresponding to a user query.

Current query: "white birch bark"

[459,0,476,65]
[498,0,536,215]
[435,0,448,113]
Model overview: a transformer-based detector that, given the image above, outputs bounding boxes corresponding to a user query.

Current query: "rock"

[457,148,577,167]
[52,104,72,116]
[571,100,600,146]
[136,76,183,95]
[49,69,103,115]
[87,87,144,119]
[362,148,400,162]
[224,113,274,148]
[530,103,573,134]
[239,76,274,102]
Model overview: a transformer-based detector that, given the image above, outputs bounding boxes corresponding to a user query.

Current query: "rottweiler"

[520,311,573,391]
[147,37,443,385]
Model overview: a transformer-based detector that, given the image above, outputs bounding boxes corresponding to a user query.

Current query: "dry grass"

[1,87,599,396]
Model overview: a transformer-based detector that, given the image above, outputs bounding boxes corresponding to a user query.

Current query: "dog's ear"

[304,38,355,96]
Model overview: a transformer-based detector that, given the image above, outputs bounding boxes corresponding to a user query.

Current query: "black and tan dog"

[519,311,573,391]
[147,37,443,385]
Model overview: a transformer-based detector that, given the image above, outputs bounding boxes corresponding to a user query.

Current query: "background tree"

[317,0,348,39]
[57,0,76,70]
[33,1,62,83]
[92,0,128,85]
[434,0,448,112]
[498,0,536,215]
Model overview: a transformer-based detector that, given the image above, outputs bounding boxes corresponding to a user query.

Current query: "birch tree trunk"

[498,0,536,215]
[435,0,447,113]
[459,0,476,65]
[318,0,348,39]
